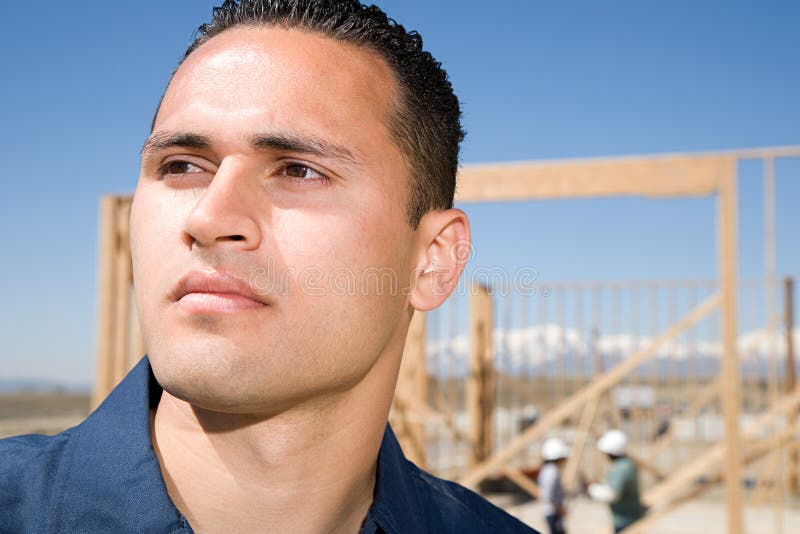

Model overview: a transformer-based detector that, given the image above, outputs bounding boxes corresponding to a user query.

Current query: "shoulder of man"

[405,460,539,533]
[0,429,75,529]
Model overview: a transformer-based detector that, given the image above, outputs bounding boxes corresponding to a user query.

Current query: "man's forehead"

[154,26,398,144]
[169,26,396,99]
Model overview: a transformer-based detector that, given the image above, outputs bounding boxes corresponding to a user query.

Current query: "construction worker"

[538,438,570,534]
[588,430,647,532]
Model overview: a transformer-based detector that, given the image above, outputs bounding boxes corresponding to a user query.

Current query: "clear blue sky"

[1,1,798,386]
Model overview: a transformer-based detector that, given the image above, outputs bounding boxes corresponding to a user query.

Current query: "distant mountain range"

[425,325,800,379]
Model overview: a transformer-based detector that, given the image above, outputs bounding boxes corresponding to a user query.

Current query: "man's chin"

[149,355,297,417]
[156,375,263,415]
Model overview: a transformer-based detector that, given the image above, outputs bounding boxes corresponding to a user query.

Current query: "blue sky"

[0,1,798,385]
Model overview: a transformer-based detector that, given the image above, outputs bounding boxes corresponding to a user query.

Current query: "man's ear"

[408,208,471,311]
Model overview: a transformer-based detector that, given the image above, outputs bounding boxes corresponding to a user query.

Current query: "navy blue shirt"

[1,358,537,533]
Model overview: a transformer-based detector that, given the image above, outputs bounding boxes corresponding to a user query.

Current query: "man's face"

[131,27,417,413]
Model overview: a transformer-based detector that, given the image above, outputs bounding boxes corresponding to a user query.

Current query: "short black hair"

[166,0,464,228]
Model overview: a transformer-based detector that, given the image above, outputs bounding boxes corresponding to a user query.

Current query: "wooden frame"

[93,146,800,533]
[451,149,776,534]
[459,293,721,488]
[455,154,726,202]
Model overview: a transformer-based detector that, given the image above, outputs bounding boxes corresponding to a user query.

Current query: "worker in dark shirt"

[589,430,647,532]
[0,1,537,532]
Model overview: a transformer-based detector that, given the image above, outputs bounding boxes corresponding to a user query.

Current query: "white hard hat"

[597,429,627,456]
[542,438,570,461]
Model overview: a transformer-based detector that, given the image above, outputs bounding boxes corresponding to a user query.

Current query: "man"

[588,430,647,533]
[0,1,537,532]
[537,438,570,534]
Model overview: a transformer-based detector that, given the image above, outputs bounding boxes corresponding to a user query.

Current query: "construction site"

[81,145,800,533]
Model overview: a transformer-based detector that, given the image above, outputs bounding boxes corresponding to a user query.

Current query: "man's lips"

[170,270,269,313]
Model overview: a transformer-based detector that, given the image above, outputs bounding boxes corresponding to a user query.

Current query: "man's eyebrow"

[140,132,212,155]
[251,133,358,166]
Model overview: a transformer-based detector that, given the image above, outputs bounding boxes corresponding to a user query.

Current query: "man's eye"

[280,163,328,182]
[158,160,204,177]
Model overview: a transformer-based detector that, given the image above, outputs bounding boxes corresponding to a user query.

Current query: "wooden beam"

[502,467,540,499]
[643,385,800,509]
[111,201,132,387]
[629,420,800,534]
[459,293,720,488]
[562,397,598,492]
[627,478,710,534]
[787,278,797,395]
[785,277,799,496]
[718,168,743,534]
[591,334,625,431]
[626,449,666,482]
[394,310,427,468]
[455,155,731,202]
[783,277,797,391]
[467,284,494,466]
[91,196,118,409]
[749,458,778,508]
[389,397,426,467]
[432,387,465,443]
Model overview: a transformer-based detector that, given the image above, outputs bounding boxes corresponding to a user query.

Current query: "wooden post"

[562,397,598,491]
[92,197,135,408]
[395,310,427,467]
[785,277,798,496]
[718,166,744,534]
[112,201,132,386]
[468,284,494,467]
[591,330,624,430]
[787,279,797,392]
[91,196,118,409]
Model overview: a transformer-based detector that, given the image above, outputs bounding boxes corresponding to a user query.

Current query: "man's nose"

[183,161,263,251]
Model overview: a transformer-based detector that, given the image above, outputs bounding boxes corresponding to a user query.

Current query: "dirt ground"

[0,393,90,438]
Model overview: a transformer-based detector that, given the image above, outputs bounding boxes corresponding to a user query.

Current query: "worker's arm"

[588,482,618,503]
[590,459,630,503]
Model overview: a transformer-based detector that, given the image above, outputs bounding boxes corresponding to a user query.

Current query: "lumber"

[460,293,721,488]
[456,155,730,202]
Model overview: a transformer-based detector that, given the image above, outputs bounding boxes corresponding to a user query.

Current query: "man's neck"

[151,381,392,533]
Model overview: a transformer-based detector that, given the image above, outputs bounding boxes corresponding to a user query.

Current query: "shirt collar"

[58,356,189,532]
[58,357,426,533]
[362,425,427,534]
